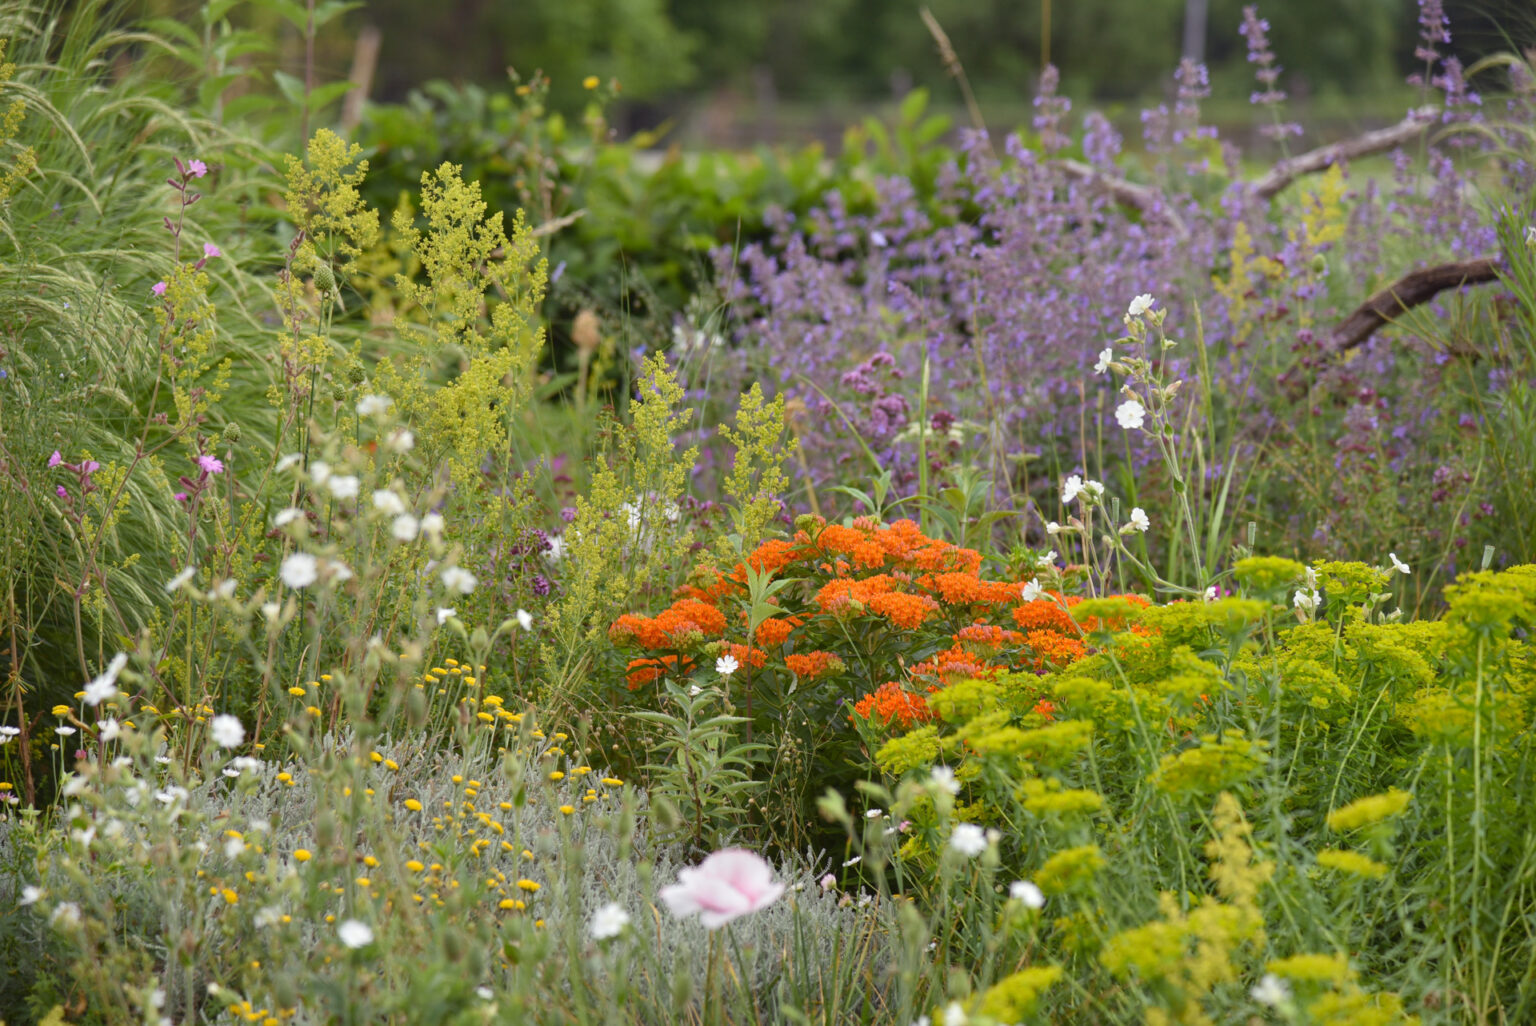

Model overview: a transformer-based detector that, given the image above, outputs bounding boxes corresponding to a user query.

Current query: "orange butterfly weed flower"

[868,591,939,629]
[1020,629,1088,672]
[851,681,937,729]
[785,650,844,680]
[723,643,768,670]
[754,617,798,648]
[625,655,692,689]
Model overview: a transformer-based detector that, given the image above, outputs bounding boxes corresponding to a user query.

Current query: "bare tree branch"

[1328,256,1500,354]
[1250,107,1439,200]
[1054,159,1190,240]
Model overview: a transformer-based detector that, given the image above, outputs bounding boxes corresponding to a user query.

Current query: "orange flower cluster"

[626,655,692,689]
[610,598,727,649]
[922,572,1021,606]
[722,643,769,670]
[1020,629,1088,673]
[868,591,940,629]
[811,518,982,575]
[785,651,843,680]
[851,681,939,729]
[1012,592,1083,634]
[813,574,898,614]
[754,616,800,647]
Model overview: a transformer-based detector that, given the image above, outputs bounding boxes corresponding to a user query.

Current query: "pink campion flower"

[658,848,785,930]
[174,492,189,502]
[48,451,62,468]
[197,454,224,475]
[56,486,68,498]
[187,159,207,178]
[82,460,99,475]
[203,242,221,258]
[152,281,167,297]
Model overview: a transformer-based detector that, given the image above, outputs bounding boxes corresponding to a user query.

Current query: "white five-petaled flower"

[19,885,42,906]
[420,512,445,539]
[1045,521,1061,535]
[1204,585,1219,602]
[355,394,392,417]
[929,765,960,796]
[1250,972,1291,1007]
[716,654,739,677]
[1035,550,1057,568]
[1127,293,1155,318]
[337,919,373,949]
[546,535,565,563]
[1021,578,1044,603]
[1083,478,1105,500]
[436,607,456,626]
[280,552,318,589]
[516,609,534,631]
[949,823,988,858]
[327,475,360,501]
[1293,588,1322,613]
[392,514,420,542]
[441,566,477,595]
[83,653,129,707]
[209,714,245,748]
[275,453,303,473]
[213,578,236,600]
[1094,346,1114,375]
[385,428,415,454]
[476,986,494,1001]
[1115,399,1146,430]
[1009,880,1046,909]
[164,566,196,593]
[1062,475,1085,504]
[372,489,405,516]
[1129,507,1151,533]
[272,507,304,528]
[1389,552,1411,575]
[589,902,631,940]
[943,1000,968,1026]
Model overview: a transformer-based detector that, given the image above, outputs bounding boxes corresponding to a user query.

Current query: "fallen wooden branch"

[1327,256,1500,354]
[1054,159,1190,240]
[1251,107,1439,200]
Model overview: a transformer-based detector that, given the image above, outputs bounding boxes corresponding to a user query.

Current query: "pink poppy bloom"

[197,454,224,475]
[658,848,784,930]
[152,281,167,297]
[203,242,221,258]
[48,450,62,468]
[187,159,207,178]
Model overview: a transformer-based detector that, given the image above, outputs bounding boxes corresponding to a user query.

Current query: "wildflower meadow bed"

[3,0,1536,1024]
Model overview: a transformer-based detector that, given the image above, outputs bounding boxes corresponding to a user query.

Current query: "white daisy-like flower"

[929,766,960,795]
[83,653,129,707]
[589,902,631,940]
[716,654,739,677]
[516,609,533,631]
[1062,475,1084,504]
[949,823,988,858]
[280,552,318,589]
[337,919,373,948]
[1250,973,1290,1007]
[327,475,360,501]
[98,718,121,742]
[356,394,392,417]
[441,566,477,595]
[154,785,189,804]
[1093,347,1114,375]
[1010,879,1046,908]
[164,566,197,593]
[392,514,419,542]
[209,714,245,748]
[1129,507,1151,532]
[1127,293,1155,318]
[55,726,76,737]
[372,490,405,516]
[436,607,457,626]
[1389,552,1411,575]
[1115,399,1146,430]
[1021,578,1044,603]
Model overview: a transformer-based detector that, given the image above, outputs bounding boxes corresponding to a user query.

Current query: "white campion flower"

[83,653,129,707]
[589,902,631,940]
[476,987,494,1001]
[1035,550,1057,568]
[355,394,392,417]
[19,885,42,906]
[1093,347,1114,375]
[1525,224,1536,247]
[441,566,477,595]
[1045,521,1061,535]
[50,902,82,928]
[154,786,188,804]
[385,428,415,454]
[436,607,457,626]
[516,609,534,631]
[1082,479,1105,500]
[1389,552,1411,575]
[275,453,303,473]
[209,714,245,748]
[943,1000,968,1026]
[1021,578,1044,603]
[309,460,332,486]
[716,654,739,677]
[337,919,374,948]
[1250,973,1291,1007]
[546,535,565,563]
[1203,586,1219,602]
[929,766,960,796]
[949,823,988,858]
[1129,507,1151,533]
[280,553,318,589]
[272,507,304,528]
[1115,399,1146,430]
[1127,293,1155,318]
[392,514,420,542]
[1293,588,1322,613]
[1062,475,1085,504]
[164,566,196,593]
[327,475,361,501]
[1009,880,1046,909]
[213,579,237,600]
[420,512,445,539]
[372,490,405,516]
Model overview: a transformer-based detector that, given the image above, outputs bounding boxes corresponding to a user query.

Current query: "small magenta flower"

[197,454,224,475]
[174,491,189,502]
[56,485,68,498]
[203,242,221,258]
[47,450,62,468]
[187,159,208,178]
[152,281,167,297]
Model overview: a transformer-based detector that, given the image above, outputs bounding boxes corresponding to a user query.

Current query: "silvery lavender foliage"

[711,3,1531,564]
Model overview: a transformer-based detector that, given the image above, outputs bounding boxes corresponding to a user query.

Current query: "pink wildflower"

[56,486,68,498]
[658,848,784,930]
[152,281,167,297]
[174,492,189,502]
[48,451,62,468]
[187,159,207,178]
[197,454,224,475]
[203,242,221,259]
